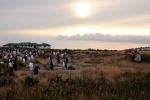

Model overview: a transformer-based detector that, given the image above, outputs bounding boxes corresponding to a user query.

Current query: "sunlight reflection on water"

[47,39,149,50]
[0,39,149,50]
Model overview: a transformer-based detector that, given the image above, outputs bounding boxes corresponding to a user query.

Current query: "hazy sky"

[0,0,150,40]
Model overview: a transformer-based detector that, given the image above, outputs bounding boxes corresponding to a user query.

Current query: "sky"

[0,0,150,43]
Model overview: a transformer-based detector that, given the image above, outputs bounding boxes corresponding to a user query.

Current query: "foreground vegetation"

[0,50,150,100]
[0,71,150,100]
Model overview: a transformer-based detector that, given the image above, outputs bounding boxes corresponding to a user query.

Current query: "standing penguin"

[8,61,14,76]
[29,62,34,75]
[33,66,40,75]
[63,53,69,70]
[13,56,18,71]
[56,52,61,64]
[49,54,54,70]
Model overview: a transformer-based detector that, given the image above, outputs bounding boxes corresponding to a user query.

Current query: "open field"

[0,50,150,100]
[1,0,150,99]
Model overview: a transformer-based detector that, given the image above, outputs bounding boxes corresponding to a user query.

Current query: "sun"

[74,2,91,18]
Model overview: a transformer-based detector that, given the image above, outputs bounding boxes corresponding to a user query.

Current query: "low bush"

[24,76,39,87]
[0,76,14,87]
[0,64,8,76]
[142,54,150,63]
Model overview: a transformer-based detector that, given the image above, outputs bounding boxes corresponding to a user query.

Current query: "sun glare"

[74,2,91,18]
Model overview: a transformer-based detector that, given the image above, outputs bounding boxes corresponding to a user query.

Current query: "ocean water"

[47,39,149,50]
[0,39,149,50]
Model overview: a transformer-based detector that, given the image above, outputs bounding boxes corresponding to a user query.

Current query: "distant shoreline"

[0,40,149,50]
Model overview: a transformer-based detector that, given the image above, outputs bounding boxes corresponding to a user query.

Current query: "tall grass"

[0,71,150,100]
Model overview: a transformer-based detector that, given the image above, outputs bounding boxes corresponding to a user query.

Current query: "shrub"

[0,76,14,87]
[0,64,8,76]
[24,76,39,87]
[142,54,150,63]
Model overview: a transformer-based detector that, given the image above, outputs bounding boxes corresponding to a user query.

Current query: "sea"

[0,39,149,50]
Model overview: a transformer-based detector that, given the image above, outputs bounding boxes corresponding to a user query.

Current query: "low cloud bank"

[56,33,150,44]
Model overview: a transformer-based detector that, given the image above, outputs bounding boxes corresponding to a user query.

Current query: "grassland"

[0,50,150,100]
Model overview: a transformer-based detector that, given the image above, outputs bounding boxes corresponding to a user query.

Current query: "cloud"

[0,0,150,31]
[56,33,150,44]
[0,0,149,45]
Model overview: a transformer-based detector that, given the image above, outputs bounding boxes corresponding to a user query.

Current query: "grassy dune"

[0,50,150,100]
